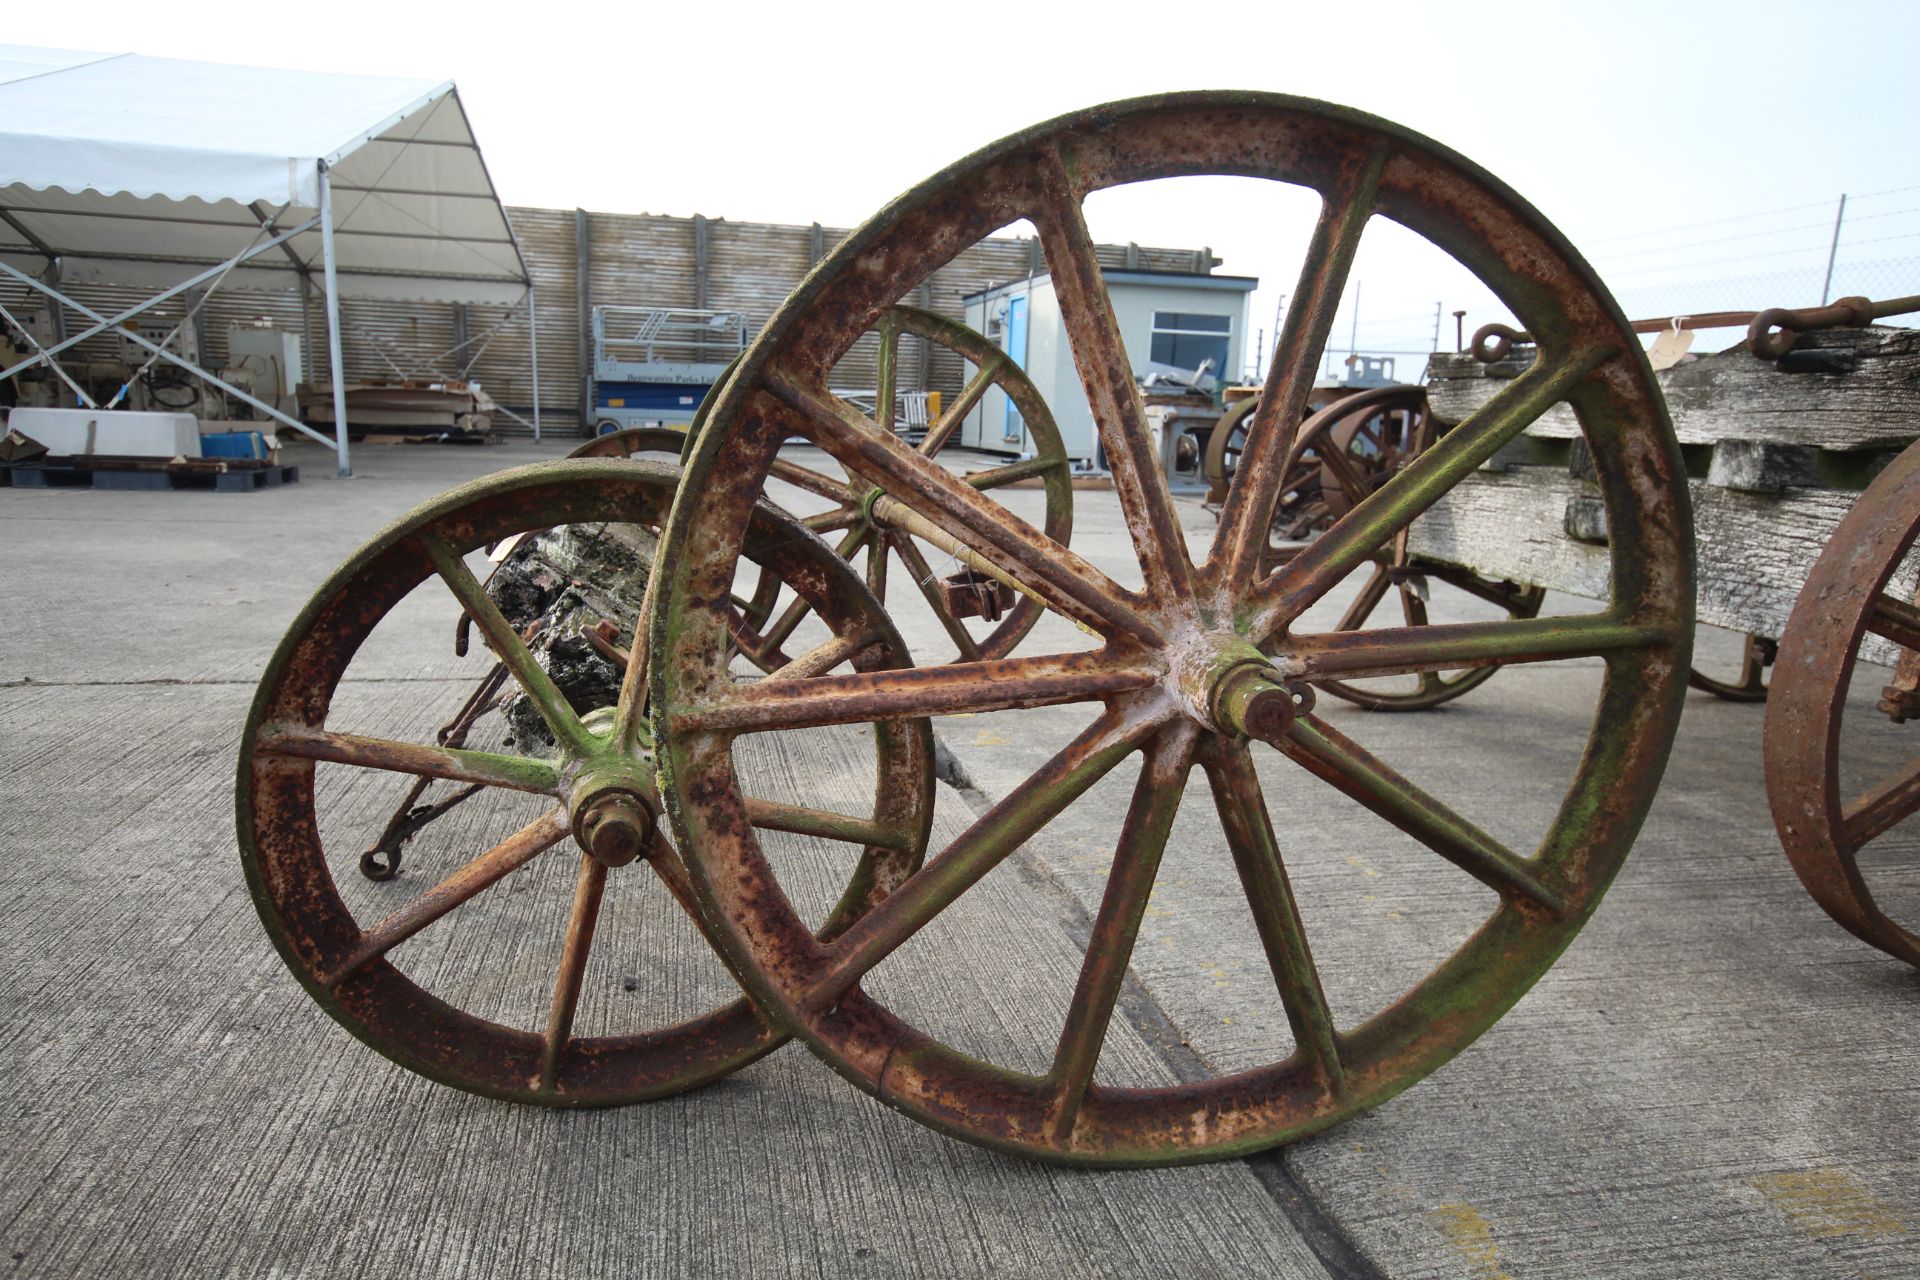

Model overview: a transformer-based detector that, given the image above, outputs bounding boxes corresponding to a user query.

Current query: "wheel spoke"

[756,377,1155,644]
[1044,724,1196,1140]
[1843,752,1920,849]
[1201,738,1345,1094]
[770,458,860,506]
[875,310,899,437]
[1212,151,1385,593]
[967,456,1059,491]
[745,797,916,851]
[1284,613,1666,684]
[420,533,595,758]
[255,725,561,795]
[671,650,1157,735]
[758,525,870,658]
[765,628,882,682]
[867,531,890,599]
[1333,563,1393,634]
[1032,148,1195,611]
[538,852,608,1090]
[1278,715,1565,911]
[320,808,571,987]
[1245,347,1617,640]
[803,508,861,535]
[921,358,1003,456]
[891,532,984,661]
[800,704,1164,1009]
[1866,592,1920,651]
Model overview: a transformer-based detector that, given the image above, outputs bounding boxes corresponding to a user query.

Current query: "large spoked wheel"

[239,459,933,1105]
[736,305,1073,668]
[1767,441,1920,967]
[650,93,1693,1164]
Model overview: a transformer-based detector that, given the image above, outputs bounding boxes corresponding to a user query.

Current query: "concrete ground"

[2,435,1915,1279]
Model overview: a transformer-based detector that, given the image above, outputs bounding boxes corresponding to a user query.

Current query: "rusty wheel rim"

[1204,395,1260,507]
[1687,633,1774,703]
[238,458,933,1105]
[650,92,1692,1164]
[1766,442,1920,966]
[567,426,691,461]
[733,305,1073,670]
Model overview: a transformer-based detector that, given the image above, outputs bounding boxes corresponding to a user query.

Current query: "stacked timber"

[1415,326,1920,644]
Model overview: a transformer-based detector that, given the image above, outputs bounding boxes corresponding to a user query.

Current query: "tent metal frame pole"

[526,285,541,440]
[0,214,321,383]
[0,258,337,448]
[318,162,352,477]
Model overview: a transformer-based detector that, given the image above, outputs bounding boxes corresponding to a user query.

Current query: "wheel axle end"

[1214,665,1315,746]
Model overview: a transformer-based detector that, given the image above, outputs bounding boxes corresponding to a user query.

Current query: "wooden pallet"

[8,456,300,493]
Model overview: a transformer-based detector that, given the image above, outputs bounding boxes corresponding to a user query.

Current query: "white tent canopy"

[0,45,538,473]
[0,46,530,305]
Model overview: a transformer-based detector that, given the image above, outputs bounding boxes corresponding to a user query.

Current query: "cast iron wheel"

[735,304,1073,669]
[569,426,690,461]
[1316,558,1547,711]
[1204,395,1260,507]
[649,92,1693,1165]
[1687,633,1774,702]
[238,458,934,1105]
[1766,441,1920,966]
[355,426,697,883]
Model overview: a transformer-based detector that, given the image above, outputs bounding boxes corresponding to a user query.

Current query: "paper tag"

[1647,327,1695,371]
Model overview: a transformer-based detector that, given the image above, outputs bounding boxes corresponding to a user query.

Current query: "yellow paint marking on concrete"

[1427,1203,1512,1280]
[971,728,1009,746]
[1753,1168,1907,1242]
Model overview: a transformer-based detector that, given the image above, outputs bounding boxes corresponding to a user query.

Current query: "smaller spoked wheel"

[1273,386,1545,712]
[1204,396,1260,507]
[569,426,690,462]
[736,305,1073,668]
[1687,633,1774,702]
[239,459,933,1105]
[1767,441,1920,967]
[1314,557,1546,711]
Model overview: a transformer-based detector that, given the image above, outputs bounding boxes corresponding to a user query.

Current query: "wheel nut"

[579,793,655,867]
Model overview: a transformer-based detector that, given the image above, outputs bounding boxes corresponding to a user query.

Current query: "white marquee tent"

[0,45,538,475]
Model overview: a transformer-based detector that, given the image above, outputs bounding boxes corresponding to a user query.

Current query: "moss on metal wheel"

[649,93,1693,1165]
[238,458,933,1106]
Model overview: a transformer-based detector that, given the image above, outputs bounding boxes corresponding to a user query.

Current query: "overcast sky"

[72,0,1920,373]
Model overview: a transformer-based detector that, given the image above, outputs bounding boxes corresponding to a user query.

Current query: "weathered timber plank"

[1409,468,1916,654]
[1429,326,1920,452]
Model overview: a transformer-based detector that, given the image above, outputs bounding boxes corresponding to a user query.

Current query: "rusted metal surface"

[1234,384,1552,713]
[355,427,689,878]
[1687,633,1775,702]
[1473,294,1920,365]
[940,569,1015,620]
[1766,438,1920,967]
[648,92,1694,1166]
[738,305,1074,669]
[1748,293,1920,360]
[237,459,935,1106]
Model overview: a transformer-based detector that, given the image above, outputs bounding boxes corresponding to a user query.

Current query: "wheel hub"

[1170,630,1314,743]
[566,709,662,868]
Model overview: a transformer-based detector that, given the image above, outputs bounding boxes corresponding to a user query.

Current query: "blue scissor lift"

[589,306,749,434]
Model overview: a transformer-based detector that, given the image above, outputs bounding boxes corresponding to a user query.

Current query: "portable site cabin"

[0,45,536,476]
[959,269,1257,468]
